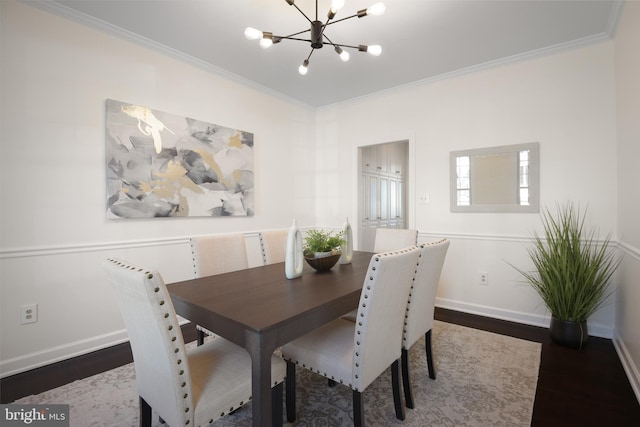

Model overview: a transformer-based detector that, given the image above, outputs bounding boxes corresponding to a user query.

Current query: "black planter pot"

[550,316,589,349]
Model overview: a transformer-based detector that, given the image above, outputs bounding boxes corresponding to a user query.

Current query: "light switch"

[418,193,430,204]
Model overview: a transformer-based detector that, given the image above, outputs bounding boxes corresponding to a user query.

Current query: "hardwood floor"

[2,309,639,426]
[435,308,640,426]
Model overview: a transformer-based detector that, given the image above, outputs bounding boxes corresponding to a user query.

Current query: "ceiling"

[39,0,622,107]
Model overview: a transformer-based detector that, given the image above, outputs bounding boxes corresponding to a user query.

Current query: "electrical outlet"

[478,271,489,285]
[20,304,38,324]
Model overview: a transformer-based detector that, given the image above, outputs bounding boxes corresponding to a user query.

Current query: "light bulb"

[335,46,350,62]
[366,2,386,16]
[330,0,345,13]
[367,45,382,56]
[260,38,273,49]
[298,60,309,75]
[244,27,262,40]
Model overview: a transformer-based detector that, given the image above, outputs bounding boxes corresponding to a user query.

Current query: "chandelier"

[244,0,385,75]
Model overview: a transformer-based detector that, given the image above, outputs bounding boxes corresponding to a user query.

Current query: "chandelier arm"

[321,32,336,46]
[273,36,313,43]
[316,16,331,45]
[289,1,313,24]
[329,42,363,50]
[279,28,311,38]
[324,13,360,26]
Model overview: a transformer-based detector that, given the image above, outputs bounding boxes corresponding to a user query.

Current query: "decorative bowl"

[304,253,341,272]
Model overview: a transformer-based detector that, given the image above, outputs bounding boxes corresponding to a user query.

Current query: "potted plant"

[303,228,346,271]
[511,202,619,349]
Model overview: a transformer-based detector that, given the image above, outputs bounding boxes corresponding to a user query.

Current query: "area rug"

[13,321,541,426]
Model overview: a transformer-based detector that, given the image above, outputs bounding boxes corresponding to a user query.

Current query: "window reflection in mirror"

[450,142,539,213]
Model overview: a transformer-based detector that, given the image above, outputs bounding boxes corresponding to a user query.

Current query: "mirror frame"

[449,142,539,213]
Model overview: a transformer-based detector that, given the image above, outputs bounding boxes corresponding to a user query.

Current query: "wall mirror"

[450,142,539,213]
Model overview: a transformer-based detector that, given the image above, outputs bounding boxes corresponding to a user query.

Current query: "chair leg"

[285,361,297,423]
[401,348,415,409]
[391,359,405,421]
[139,396,152,427]
[426,329,436,380]
[272,382,284,427]
[353,389,364,427]
[197,328,205,346]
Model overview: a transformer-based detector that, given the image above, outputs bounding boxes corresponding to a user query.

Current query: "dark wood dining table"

[167,250,374,427]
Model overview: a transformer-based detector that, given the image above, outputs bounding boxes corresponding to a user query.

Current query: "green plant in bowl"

[304,228,345,258]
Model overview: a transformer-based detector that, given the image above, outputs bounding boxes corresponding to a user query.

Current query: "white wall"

[614,1,640,401]
[316,42,618,333]
[0,1,316,376]
[0,0,635,385]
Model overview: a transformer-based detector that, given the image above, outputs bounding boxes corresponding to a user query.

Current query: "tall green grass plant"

[513,202,619,322]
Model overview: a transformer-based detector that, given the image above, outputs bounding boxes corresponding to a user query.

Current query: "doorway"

[358,140,409,251]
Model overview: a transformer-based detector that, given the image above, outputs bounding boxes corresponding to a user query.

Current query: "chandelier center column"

[310,21,324,49]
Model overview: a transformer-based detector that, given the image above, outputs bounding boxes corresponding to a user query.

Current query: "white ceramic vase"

[285,220,304,279]
[339,217,353,264]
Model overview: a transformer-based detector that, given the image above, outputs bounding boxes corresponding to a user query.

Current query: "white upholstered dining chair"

[401,239,450,408]
[259,229,289,265]
[373,227,418,252]
[102,258,286,427]
[281,246,422,427]
[190,233,249,345]
[341,227,419,323]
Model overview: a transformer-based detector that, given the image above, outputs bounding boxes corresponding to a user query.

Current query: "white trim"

[27,0,615,112]
[1,230,619,259]
[420,231,532,243]
[0,237,190,259]
[435,297,613,339]
[324,33,613,109]
[613,330,640,404]
[25,0,313,110]
[0,318,191,379]
[620,240,640,262]
[606,0,626,38]
[1,329,129,378]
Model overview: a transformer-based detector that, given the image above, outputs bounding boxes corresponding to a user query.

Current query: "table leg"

[246,331,277,427]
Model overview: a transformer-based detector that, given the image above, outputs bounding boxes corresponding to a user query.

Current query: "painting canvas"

[105,99,254,218]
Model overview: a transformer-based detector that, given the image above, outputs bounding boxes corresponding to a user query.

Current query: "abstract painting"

[105,99,254,218]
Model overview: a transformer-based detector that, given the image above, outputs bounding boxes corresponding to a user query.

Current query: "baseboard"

[0,323,198,404]
[0,330,130,379]
[1,319,191,379]
[613,331,640,404]
[435,297,613,339]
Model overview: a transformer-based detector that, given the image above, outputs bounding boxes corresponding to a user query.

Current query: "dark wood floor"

[435,308,640,426]
[2,309,639,426]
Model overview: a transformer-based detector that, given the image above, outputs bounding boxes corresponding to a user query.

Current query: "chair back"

[259,229,289,265]
[373,228,418,252]
[102,258,192,427]
[353,246,421,390]
[403,239,450,350]
[190,233,249,277]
